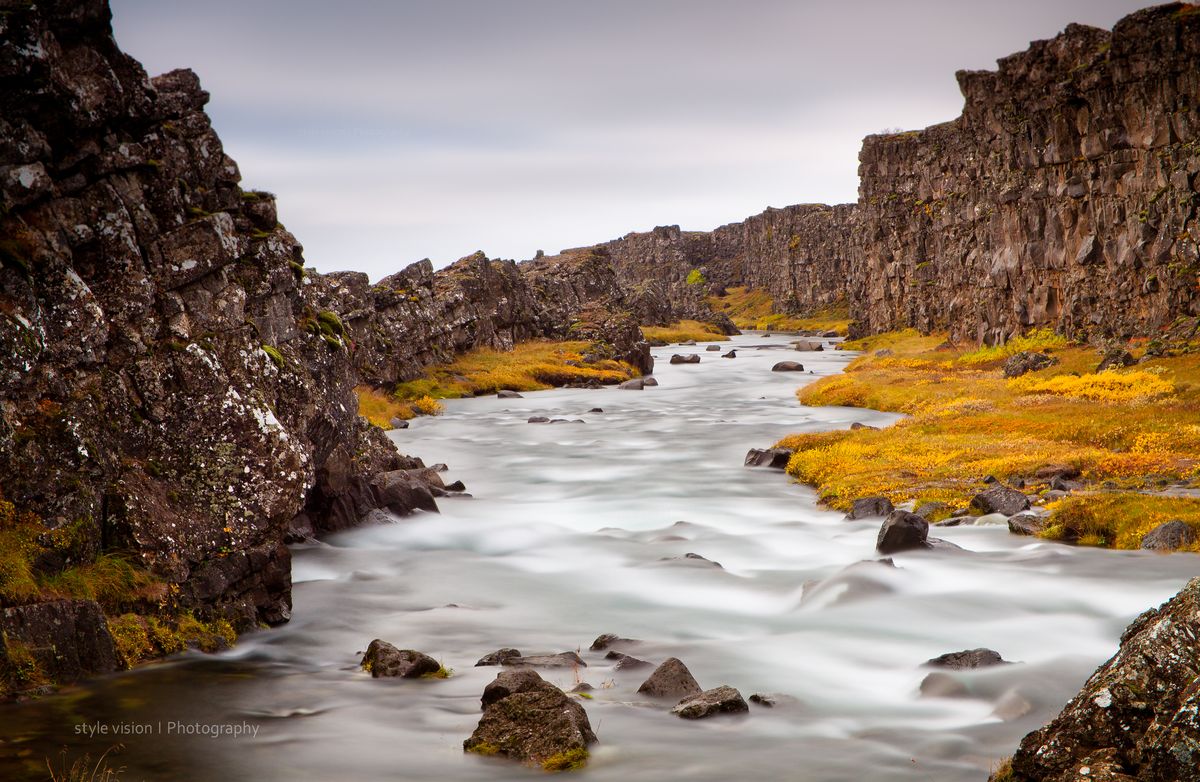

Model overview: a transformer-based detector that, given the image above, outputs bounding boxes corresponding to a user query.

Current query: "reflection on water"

[2,334,1195,781]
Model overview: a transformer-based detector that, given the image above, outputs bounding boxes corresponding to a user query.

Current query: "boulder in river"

[847,496,894,520]
[721,350,737,358]
[999,576,1200,782]
[606,651,652,671]
[670,354,701,364]
[476,648,523,666]
[590,633,638,651]
[744,448,792,469]
[1008,512,1047,536]
[638,657,702,698]
[706,345,722,351]
[876,511,932,555]
[466,670,597,769]
[792,340,824,351]
[618,378,644,390]
[503,651,586,668]
[588,408,604,413]
[771,360,805,371]
[1140,519,1197,552]
[360,640,442,678]
[389,417,410,429]
[497,389,523,399]
[672,685,750,719]
[528,416,550,423]
[970,485,1030,516]
[643,376,659,386]
[850,421,879,430]
[925,648,1009,669]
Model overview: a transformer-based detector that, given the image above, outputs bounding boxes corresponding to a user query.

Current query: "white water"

[3,333,1196,781]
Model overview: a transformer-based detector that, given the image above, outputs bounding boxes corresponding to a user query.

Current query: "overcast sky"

[110,1,1147,279]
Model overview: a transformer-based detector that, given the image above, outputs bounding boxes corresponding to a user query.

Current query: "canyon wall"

[604,3,1200,344]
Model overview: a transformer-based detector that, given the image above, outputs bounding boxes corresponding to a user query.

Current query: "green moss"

[466,742,501,757]
[541,748,589,772]
[261,344,286,369]
[289,260,307,279]
[685,268,706,286]
[109,611,237,669]
[317,310,345,337]
[3,636,46,691]
[421,664,452,679]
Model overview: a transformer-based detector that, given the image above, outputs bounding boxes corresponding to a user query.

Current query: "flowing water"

[2,333,1197,782]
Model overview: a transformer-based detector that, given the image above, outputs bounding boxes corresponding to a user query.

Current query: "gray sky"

[110,0,1148,279]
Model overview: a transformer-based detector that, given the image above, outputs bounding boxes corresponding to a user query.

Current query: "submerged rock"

[476,648,523,666]
[672,685,750,719]
[721,350,737,358]
[503,651,586,668]
[1002,576,1200,782]
[791,340,824,351]
[606,651,652,671]
[670,354,701,364]
[638,657,702,698]
[1008,512,1046,536]
[590,633,638,651]
[360,640,441,678]
[528,416,550,423]
[771,360,805,371]
[497,390,523,399]
[618,379,645,390]
[744,448,792,469]
[466,670,597,768]
[925,648,1009,669]
[643,376,659,386]
[707,345,722,351]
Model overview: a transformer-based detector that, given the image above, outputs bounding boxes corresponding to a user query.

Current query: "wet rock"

[672,685,750,719]
[1096,348,1136,372]
[771,360,805,371]
[637,657,703,698]
[590,633,638,651]
[497,390,523,399]
[606,651,652,671]
[925,648,1009,669]
[643,377,659,386]
[876,511,931,555]
[0,601,119,691]
[970,485,1030,516]
[528,416,550,423]
[569,682,594,693]
[466,670,596,767]
[618,379,644,390]
[914,501,949,520]
[360,640,441,678]
[935,515,972,527]
[1140,520,1196,552]
[681,340,697,346]
[476,648,523,666]
[848,496,894,520]
[670,354,701,364]
[992,689,1035,721]
[791,340,824,351]
[721,350,737,358]
[389,418,410,429]
[658,552,723,569]
[1005,577,1200,782]
[503,652,587,668]
[1050,475,1084,492]
[744,448,793,469]
[588,408,604,413]
[1008,512,1047,536]
[706,345,722,351]
[919,672,971,698]
[1003,351,1059,378]
[850,421,879,430]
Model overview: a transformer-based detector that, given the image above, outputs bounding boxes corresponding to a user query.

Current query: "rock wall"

[603,4,1200,344]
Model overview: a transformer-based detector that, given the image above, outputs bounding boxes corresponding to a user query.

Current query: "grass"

[640,320,729,344]
[354,386,443,430]
[541,748,589,772]
[707,286,851,334]
[422,664,453,679]
[47,745,125,782]
[392,340,639,400]
[774,328,1200,550]
[107,612,237,669]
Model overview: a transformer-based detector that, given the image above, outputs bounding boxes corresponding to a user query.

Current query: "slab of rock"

[925,648,1009,669]
[643,376,659,386]
[1140,520,1197,552]
[1003,351,1059,378]
[588,408,604,413]
[721,350,737,358]
[744,447,792,469]
[1008,512,1047,536]
[771,360,805,371]
[497,389,523,398]
[527,416,550,423]
[476,648,522,666]
[658,552,723,569]
[0,601,120,691]
[850,421,879,430]
[706,345,722,351]
[637,657,702,698]
[970,485,1030,516]
[388,417,410,429]
[465,670,597,767]
[848,496,894,520]
[1050,475,1084,492]
[1002,576,1200,782]
[590,633,638,651]
[503,651,586,668]
[618,379,644,390]
[606,651,652,671]
[876,511,930,554]
[792,340,824,351]
[670,354,701,364]
[672,685,750,719]
[360,640,441,678]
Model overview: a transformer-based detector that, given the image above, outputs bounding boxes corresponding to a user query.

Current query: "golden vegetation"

[775,329,1200,549]
[393,340,638,400]
[640,320,729,344]
[355,386,442,429]
[707,286,851,334]
[107,611,237,669]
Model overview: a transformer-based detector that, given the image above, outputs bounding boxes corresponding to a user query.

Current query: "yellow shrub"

[1009,371,1175,403]
[411,395,443,416]
[706,286,851,334]
[640,320,728,343]
[957,328,1070,366]
[1042,494,1200,549]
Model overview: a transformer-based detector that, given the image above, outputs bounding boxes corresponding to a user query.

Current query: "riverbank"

[773,326,1200,550]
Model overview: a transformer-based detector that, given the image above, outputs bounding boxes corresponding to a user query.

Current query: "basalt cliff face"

[0,0,650,696]
[603,4,1200,344]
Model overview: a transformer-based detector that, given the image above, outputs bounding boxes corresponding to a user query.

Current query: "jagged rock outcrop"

[602,4,1200,345]
[997,576,1200,782]
[0,0,429,672]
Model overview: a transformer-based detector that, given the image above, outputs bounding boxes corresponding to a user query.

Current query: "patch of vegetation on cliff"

[392,340,638,399]
[107,612,237,669]
[355,386,442,429]
[640,320,729,345]
[776,329,1200,549]
[708,286,851,334]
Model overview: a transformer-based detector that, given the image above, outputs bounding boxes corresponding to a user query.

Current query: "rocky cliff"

[603,3,1200,344]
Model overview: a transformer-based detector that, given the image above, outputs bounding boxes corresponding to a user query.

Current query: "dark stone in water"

[848,496,894,520]
[476,648,522,666]
[672,685,749,719]
[876,511,930,555]
[744,448,792,469]
[643,377,659,386]
[466,670,597,766]
[670,354,701,364]
[1140,519,1196,552]
[497,389,523,398]
[925,648,1009,669]
[360,639,441,678]
[590,633,638,651]
[528,416,550,423]
[503,651,587,668]
[606,651,652,670]
[638,657,702,698]
[771,361,805,371]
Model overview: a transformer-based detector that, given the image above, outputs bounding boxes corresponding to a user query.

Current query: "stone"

[360,640,441,678]
[744,448,793,469]
[721,350,737,358]
[1097,348,1136,372]
[1140,520,1196,552]
[588,408,604,413]
[850,421,879,430]
[497,389,523,398]
[925,648,1009,669]
[1008,512,1047,536]
[643,376,659,386]
[589,633,637,651]
[465,670,597,767]
[388,418,410,429]
[637,657,702,698]
[771,361,805,371]
[476,648,523,666]
[848,496,894,520]
[1049,475,1084,492]
[876,511,930,555]
[658,552,723,568]
[528,416,550,423]
[1003,351,1059,378]
[918,672,971,699]
[0,601,120,692]
[970,485,1030,516]
[791,340,824,351]
[606,651,652,671]
[670,354,701,364]
[503,651,587,668]
[618,379,644,390]
[1004,577,1200,782]
[706,345,722,351]
[672,685,750,719]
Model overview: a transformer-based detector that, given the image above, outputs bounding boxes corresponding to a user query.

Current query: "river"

[2,332,1196,781]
